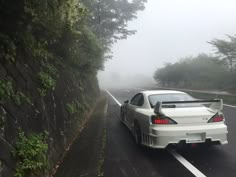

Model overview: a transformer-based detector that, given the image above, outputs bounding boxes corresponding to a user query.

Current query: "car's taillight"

[151,115,177,124]
[208,113,224,123]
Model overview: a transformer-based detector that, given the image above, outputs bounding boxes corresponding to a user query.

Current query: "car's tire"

[204,141,220,147]
[134,122,142,145]
[120,110,125,123]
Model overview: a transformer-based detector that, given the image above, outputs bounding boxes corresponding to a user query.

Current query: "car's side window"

[130,94,144,106]
[130,94,139,105]
[137,95,144,106]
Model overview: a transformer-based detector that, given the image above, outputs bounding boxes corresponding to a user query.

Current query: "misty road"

[104,88,236,177]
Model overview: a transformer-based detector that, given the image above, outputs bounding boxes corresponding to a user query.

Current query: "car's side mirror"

[154,101,161,114]
[124,100,129,104]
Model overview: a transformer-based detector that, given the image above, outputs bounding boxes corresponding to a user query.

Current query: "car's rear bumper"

[141,124,228,148]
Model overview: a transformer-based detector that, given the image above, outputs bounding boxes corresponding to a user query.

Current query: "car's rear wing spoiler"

[154,99,223,114]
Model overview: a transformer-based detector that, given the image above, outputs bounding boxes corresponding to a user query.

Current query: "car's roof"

[140,90,186,96]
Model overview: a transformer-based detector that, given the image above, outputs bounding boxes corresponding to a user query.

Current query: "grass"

[97,127,106,177]
[97,98,107,177]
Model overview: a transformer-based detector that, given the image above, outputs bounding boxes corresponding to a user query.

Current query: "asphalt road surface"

[104,88,236,177]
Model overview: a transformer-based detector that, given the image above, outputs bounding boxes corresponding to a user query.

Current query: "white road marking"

[105,89,207,177]
[224,104,236,108]
[105,89,121,107]
[168,149,206,177]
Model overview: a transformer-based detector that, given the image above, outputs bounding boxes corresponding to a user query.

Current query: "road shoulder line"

[224,104,236,108]
[106,89,207,177]
[105,89,121,106]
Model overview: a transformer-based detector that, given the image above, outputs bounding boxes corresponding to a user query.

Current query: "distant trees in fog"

[210,35,236,72]
[154,35,236,92]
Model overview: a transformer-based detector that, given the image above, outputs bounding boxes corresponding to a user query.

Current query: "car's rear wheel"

[134,122,142,145]
[204,140,220,147]
[120,110,125,123]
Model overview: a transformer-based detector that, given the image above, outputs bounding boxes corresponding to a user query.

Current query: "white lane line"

[106,89,207,177]
[168,149,206,177]
[105,89,121,107]
[224,104,236,108]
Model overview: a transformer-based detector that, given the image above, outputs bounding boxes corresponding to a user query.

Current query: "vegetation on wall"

[13,131,48,177]
[0,80,14,101]
[0,80,31,105]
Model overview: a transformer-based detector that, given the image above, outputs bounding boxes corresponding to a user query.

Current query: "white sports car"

[120,90,228,148]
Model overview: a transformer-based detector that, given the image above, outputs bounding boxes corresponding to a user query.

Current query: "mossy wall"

[0,0,102,176]
[0,57,100,176]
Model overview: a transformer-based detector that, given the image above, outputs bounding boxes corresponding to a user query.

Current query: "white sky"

[98,0,236,87]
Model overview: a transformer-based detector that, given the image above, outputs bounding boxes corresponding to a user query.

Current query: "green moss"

[0,33,16,63]
[38,71,56,96]
[13,131,48,177]
[23,33,53,61]
[43,63,58,77]
[13,91,32,106]
[66,100,85,115]
[0,80,32,105]
[37,88,47,97]
[66,101,78,114]
[98,128,106,177]
[0,80,14,101]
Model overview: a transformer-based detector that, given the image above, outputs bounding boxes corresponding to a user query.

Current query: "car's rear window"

[148,93,196,108]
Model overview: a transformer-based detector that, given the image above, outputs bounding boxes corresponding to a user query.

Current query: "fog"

[98,0,236,89]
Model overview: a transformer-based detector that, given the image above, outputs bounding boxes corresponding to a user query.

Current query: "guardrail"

[146,86,236,106]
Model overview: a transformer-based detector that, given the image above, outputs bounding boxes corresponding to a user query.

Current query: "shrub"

[13,131,48,177]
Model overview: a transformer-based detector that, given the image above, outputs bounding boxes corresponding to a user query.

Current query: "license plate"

[186,133,205,143]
